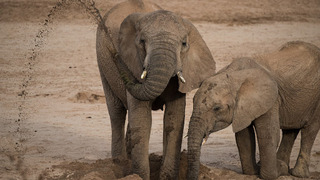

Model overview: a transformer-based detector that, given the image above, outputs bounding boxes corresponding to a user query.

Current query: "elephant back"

[263,41,319,84]
[259,41,320,128]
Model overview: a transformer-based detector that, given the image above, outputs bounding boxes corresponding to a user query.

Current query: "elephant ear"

[231,69,278,133]
[179,19,216,93]
[119,13,144,80]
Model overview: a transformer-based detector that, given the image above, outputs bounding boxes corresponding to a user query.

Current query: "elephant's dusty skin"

[1,0,320,180]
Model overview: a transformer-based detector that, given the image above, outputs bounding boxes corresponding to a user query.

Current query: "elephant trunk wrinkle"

[127,52,175,100]
[150,50,176,62]
[187,118,206,179]
[150,33,180,44]
[149,38,178,56]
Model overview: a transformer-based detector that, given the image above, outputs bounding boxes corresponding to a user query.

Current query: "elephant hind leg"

[100,74,128,159]
[276,129,299,175]
[291,119,320,177]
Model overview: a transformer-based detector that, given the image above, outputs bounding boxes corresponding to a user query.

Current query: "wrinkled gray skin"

[187,41,320,179]
[96,0,215,179]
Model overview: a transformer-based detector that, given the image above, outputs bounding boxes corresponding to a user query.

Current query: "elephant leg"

[276,129,299,175]
[291,121,320,178]
[109,104,127,159]
[127,92,152,180]
[254,105,280,179]
[160,93,186,179]
[125,123,132,159]
[100,73,127,159]
[235,124,259,175]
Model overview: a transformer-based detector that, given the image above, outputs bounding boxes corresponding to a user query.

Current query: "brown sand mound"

[38,150,320,179]
[39,151,259,180]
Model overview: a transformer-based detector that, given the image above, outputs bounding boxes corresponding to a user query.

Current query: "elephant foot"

[257,161,279,180]
[290,154,310,178]
[259,171,279,180]
[242,161,259,175]
[277,159,289,176]
[243,165,259,175]
[159,166,177,180]
[290,165,310,178]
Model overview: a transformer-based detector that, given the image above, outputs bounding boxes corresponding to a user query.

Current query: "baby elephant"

[187,41,320,179]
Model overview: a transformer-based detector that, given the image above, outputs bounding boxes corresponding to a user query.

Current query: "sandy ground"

[1,0,320,179]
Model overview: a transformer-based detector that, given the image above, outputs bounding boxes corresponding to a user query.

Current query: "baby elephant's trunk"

[187,116,206,179]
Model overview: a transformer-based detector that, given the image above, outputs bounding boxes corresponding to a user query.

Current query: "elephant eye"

[181,41,189,53]
[182,41,188,47]
[213,106,221,112]
[227,104,231,110]
[140,39,145,44]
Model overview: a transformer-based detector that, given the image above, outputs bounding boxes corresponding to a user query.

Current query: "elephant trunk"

[118,47,176,101]
[187,115,206,180]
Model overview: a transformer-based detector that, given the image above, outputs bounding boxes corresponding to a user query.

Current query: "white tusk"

[141,70,147,79]
[184,134,188,138]
[202,137,208,146]
[177,71,186,84]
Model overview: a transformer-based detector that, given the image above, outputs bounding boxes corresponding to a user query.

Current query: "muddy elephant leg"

[235,124,259,175]
[254,105,280,179]
[160,93,186,179]
[100,73,127,159]
[276,129,299,175]
[291,121,320,177]
[127,92,152,180]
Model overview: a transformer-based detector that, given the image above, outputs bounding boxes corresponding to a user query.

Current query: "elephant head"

[187,60,278,179]
[116,10,215,100]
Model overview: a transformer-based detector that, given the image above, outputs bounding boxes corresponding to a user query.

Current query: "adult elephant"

[187,41,320,179]
[96,0,215,179]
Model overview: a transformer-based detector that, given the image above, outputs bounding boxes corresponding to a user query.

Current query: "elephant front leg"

[235,125,259,175]
[254,105,280,180]
[127,92,152,180]
[160,93,186,179]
